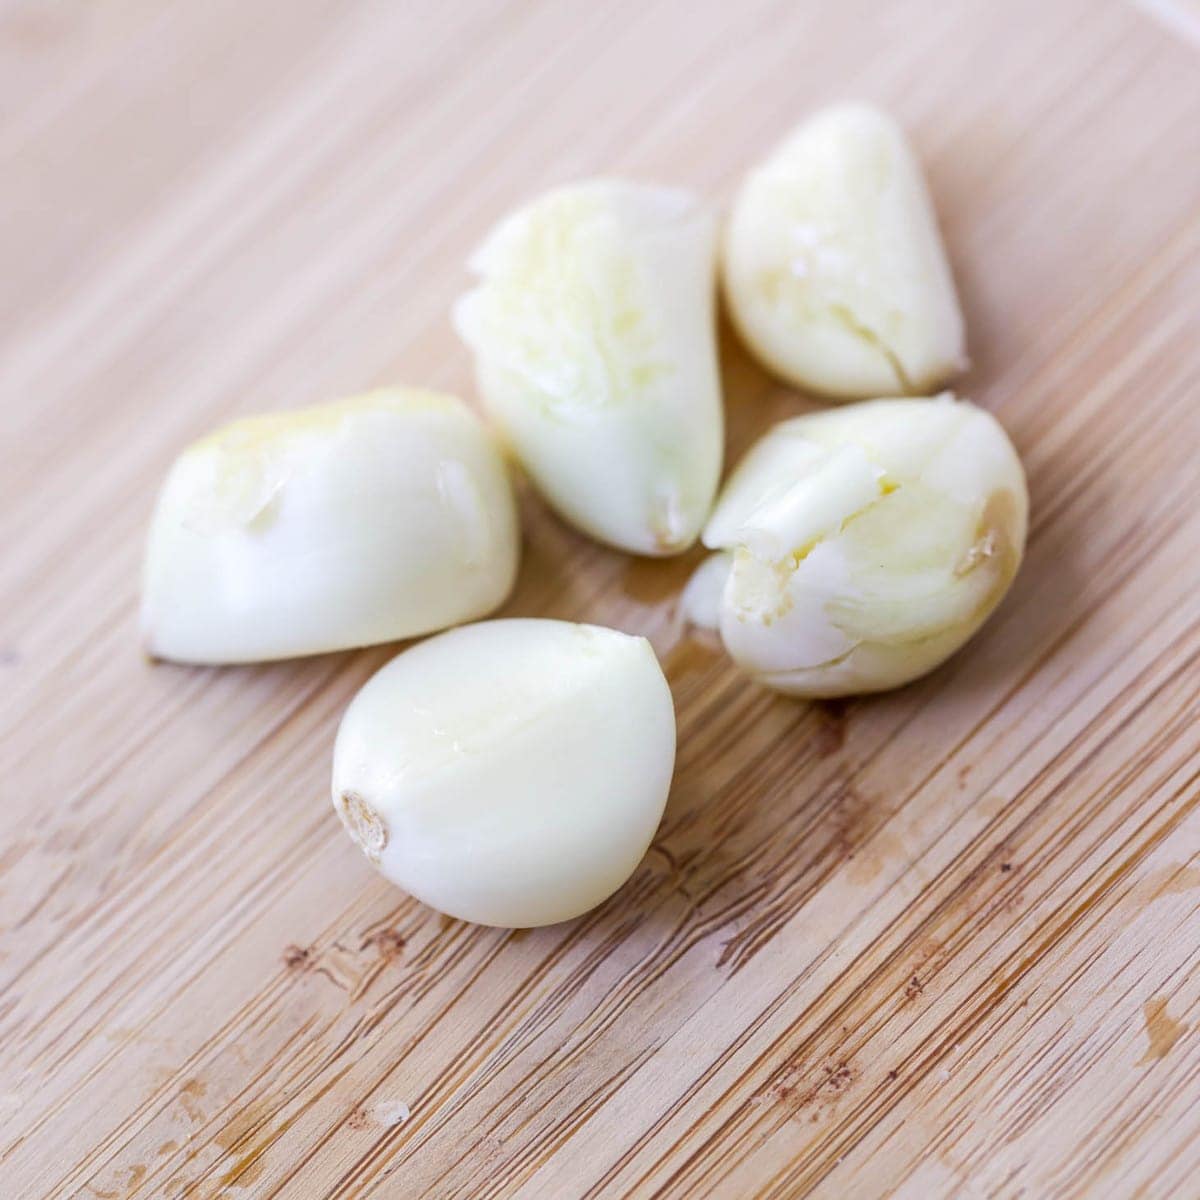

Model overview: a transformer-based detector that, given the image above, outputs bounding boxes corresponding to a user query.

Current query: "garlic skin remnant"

[141,390,519,664]
[454,180,723,556]
[691,396,1027,697]
[723,103,965,399]
[332,619,676,927]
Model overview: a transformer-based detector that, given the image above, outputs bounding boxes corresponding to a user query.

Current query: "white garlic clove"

[695,395,1027,697]
[331,619,676,927]
[723,103,966,399]
[454,180,723,556]
[141,389,520,664]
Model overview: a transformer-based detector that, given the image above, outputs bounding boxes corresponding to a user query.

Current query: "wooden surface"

[3,1,1200,1196]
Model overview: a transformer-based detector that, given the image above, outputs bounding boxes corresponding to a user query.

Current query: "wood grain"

[2,1,1200,1196]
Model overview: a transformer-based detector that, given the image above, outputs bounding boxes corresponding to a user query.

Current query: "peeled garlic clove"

[331,618,676,927]
[693,395,1027,696]
[723,103,965,399]
[454,180,723,555]
[141,389,519,664]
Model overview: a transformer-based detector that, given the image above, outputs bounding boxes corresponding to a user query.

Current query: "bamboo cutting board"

[3,0,1200,1196]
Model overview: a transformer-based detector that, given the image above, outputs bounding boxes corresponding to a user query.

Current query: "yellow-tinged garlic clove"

[691,395,1027,697]
[331,619,676,927]
[454,180,723,556]
[141,389,519,664]
[723,103,966,399]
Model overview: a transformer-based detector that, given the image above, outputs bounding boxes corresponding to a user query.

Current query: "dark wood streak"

[688,685,1200,1198]
[603,619,1200,1196]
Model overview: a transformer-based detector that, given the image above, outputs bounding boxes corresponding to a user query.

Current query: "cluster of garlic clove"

[454,180,724,556]
[685,396,1027,697]
[723,103,966,399]
[331,619,676,927]
[140,100,1031,930]
[141,389,519,664]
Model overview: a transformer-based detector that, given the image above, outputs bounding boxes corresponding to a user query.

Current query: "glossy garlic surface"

[142,389,519,664]
[723,104,965,399]
[455,179,723,555]
[332,619,676,927]
[689,396,1027,696]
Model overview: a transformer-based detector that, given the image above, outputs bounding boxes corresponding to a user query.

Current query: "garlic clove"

[331,618,676,927]
[141,389,520,664]
[692,396,1027,697]
[723,103,966,399]
[454,180,723,556]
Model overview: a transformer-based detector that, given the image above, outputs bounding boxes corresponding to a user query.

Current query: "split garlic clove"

[141,389,520,664]
[723,103,966,399]
[690,395,1027,697]
[331,619,676,927]
[454,180,724,556]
